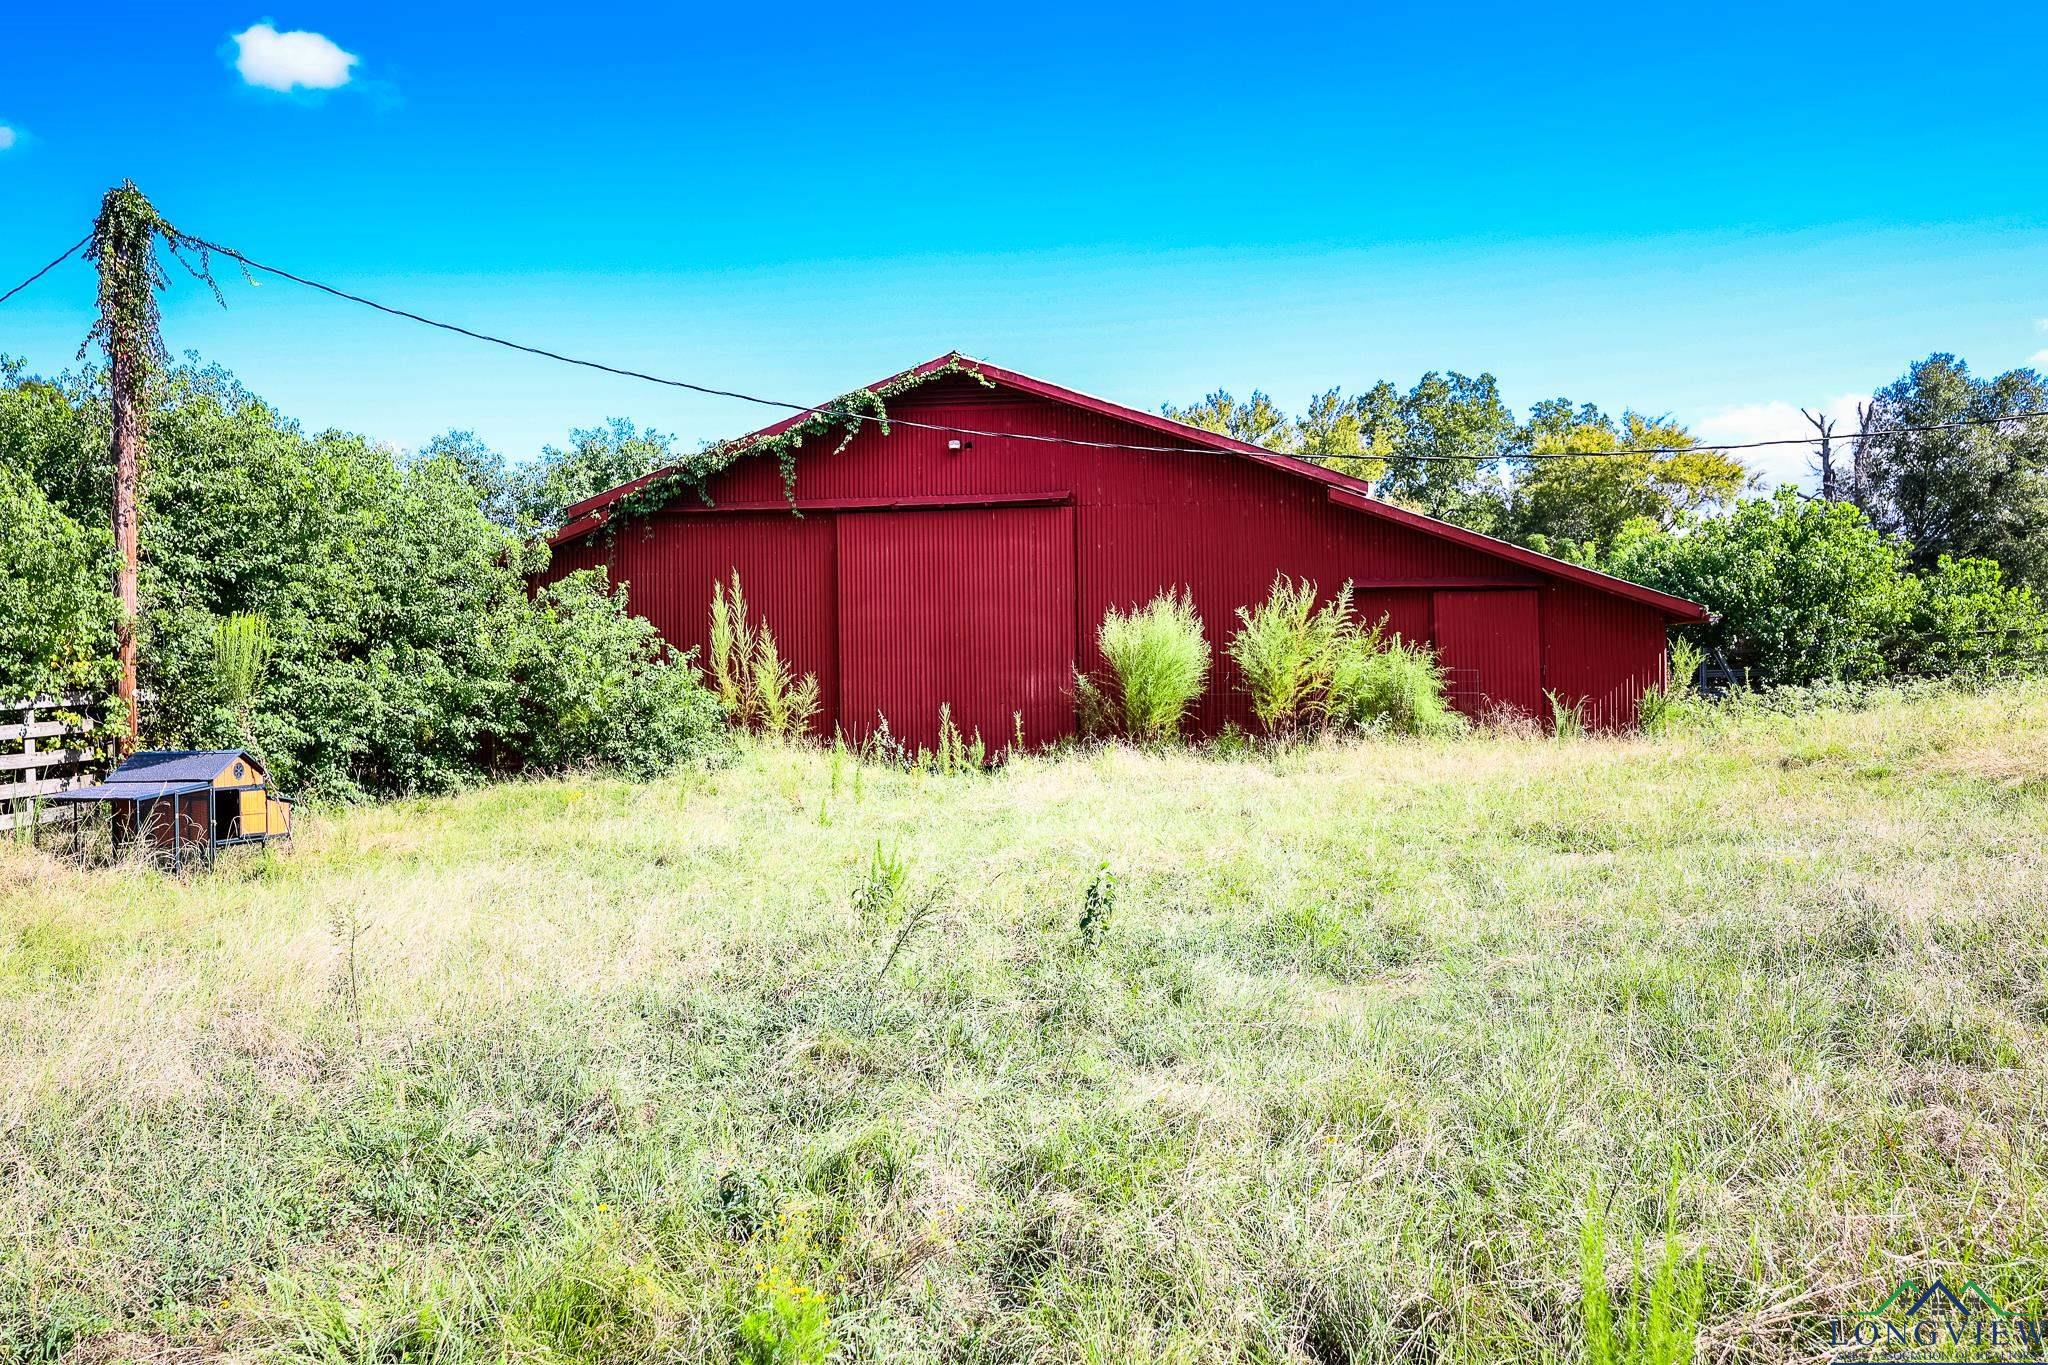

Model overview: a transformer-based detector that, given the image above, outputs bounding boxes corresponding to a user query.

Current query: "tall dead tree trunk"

[1851,400,1876,514]
[1801,407,1839,501]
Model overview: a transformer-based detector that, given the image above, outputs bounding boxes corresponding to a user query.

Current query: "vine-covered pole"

[90,187,160,751]
[86,183,217,753]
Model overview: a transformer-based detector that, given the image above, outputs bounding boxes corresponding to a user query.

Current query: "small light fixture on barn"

[46,749,294,872]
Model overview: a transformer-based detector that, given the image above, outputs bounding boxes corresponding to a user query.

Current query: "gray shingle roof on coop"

[109,750,262,784]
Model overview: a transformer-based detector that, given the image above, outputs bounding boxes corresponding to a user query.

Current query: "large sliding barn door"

[1432,588,1543,721]
[836,506,1077,752]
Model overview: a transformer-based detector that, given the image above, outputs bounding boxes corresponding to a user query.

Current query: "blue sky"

[3,2,2045,487]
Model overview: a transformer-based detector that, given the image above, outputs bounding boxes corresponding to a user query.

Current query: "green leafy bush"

[0,463,113,702]
[1327,629,1463,736]
[1083,588,1210,741]
[504,569,726,777]
[1610,490,1915,686]
[1887,554,2047,680]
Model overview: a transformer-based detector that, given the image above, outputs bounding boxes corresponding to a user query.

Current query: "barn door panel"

[836,506,1077,753]
[1431,589,1542,721]
[609,511,838,733]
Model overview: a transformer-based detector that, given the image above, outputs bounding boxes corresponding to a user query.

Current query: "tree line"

[1166,353,2048,685]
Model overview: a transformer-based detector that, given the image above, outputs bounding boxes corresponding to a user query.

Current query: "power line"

[0,235,90,307]
[47,226,2048,464]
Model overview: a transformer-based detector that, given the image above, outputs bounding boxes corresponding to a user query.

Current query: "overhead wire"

[21,225,2048,464]
[0,235,90,307]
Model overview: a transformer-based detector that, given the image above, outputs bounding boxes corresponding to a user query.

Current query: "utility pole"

[91,186,157,754]
[108,277,145,754]
[84,186,221,754]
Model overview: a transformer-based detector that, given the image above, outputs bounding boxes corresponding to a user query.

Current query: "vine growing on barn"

[604,355,995,531]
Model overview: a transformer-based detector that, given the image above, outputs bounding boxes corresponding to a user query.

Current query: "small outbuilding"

[51,749,293,869]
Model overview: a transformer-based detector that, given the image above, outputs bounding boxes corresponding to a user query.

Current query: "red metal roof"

[552,352,1709,623]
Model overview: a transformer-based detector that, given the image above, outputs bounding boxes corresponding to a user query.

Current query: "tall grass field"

[4,686,2047,1362]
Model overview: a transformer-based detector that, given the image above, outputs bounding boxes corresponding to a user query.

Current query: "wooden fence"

[0,696,104,835]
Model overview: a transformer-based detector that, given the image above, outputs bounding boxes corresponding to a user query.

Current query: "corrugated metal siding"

[611,511,837,732]
[836,506,1076,752]
[1431,589,1544,720]
[542,534,611,582]
[537,372,1675,738]
[1541,582,1668,728]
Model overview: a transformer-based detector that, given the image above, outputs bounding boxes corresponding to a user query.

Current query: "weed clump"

[1228,574,1462,737]
[1078,589,1211,742]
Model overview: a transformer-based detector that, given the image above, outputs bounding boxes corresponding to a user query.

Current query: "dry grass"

[2,684,2047,1362]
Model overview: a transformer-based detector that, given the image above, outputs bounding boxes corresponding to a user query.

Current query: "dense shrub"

[1080,589,1210,741]
[1227,576,1351,732]
[1327,630,1464,736]
[0,463,114,702]
[0,359,722,798]
[1228,575,1461,736]
[1610,490,1915,686]
[504,570,726,776]
[1887,555,2048,680]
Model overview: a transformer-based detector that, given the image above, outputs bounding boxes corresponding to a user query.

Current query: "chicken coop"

[49,749,293,870]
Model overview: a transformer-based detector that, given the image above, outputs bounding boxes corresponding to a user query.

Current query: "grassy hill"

[4,686,2047,1362]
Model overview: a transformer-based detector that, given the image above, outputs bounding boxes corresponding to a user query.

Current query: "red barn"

[542,353,1707,748]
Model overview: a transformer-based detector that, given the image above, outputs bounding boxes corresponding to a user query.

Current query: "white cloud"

[2030,350,2048,367]
[0,126,16,151]
[1693,393,1867,492]
[232,23,357,92]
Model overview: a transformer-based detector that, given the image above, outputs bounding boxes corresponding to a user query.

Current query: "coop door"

[1432,589,1543,721]
[835,506,1077,753]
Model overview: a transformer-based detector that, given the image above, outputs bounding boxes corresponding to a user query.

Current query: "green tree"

[1295,388,1367,462]
[518,417,679,526]
[1506,405,1751,557]
[1364,372,1516,533]
[418,429,524,530]
[1859,354,2048,587]
[0,358,721,798]
[0,358,107,522]
[1161,390,1294,450]
[1609,489,1915,685]
[0,463,114,701]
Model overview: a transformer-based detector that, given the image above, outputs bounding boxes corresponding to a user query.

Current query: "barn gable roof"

[554,352,1709,622]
